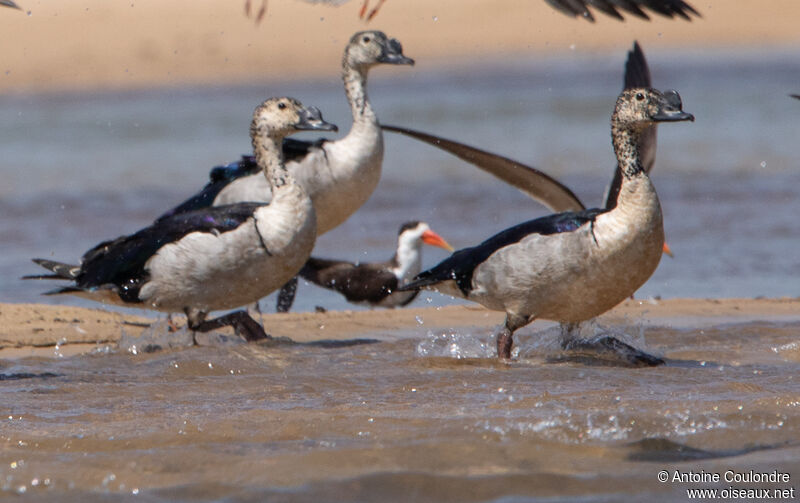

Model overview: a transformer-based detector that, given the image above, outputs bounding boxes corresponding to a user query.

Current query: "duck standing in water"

[400,88,693,364]
[298,221,453,308]
[24,98,337,343]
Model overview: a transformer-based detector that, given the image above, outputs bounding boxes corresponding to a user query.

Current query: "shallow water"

[2,318,800,501]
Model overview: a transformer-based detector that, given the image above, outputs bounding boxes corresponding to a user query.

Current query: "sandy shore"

[1,0,799,93]
[2,298,798,358]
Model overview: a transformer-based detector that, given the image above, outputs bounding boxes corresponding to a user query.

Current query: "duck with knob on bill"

[382,41,673,257]
[159,30,413,238]
[298,221,453,309]
[156,31,413,313]
[24,98,337,344]
[399,87,693,365]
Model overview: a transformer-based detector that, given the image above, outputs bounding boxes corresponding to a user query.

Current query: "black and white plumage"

[298,221,453,308]
[159,30,413,237]
[25,98,337,343]
[400,88,693,363]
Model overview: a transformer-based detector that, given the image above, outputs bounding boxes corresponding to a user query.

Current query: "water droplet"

[432,15,438,21]
[26,10,31,16]
[415,315,424,325]
[759,160,767,168]
[207,362,213,369]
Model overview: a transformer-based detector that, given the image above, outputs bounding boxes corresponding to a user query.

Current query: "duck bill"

[378,39,415,66]
[652,109,694,123]
[422,230,454,252]
[662,242,674,258]
[296,106,339,132]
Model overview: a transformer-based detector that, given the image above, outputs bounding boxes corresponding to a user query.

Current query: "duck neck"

[342,62,377,127]
[252,134,292,191]
[612,123,646,181]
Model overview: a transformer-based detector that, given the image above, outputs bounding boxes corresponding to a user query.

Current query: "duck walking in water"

[299,221,453,309]
[25,98,337,343]
[400,88,693,364]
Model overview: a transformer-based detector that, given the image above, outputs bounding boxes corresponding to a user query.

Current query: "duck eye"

[277,102,286,110]
[635,92,645,101]
[363,36,371,43]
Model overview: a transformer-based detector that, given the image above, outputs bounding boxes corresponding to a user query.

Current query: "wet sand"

[1,1,800,93]
[2,297,799,357]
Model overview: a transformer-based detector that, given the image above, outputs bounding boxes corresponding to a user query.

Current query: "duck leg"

[559,323,664,367]
[275,276,298,313]
[496,313,531,359]
[185,308,271,343]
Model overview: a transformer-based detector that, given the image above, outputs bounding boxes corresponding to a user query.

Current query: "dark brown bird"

[298,221,453,308]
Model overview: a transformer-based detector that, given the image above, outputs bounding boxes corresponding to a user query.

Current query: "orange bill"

[422,229,455,252]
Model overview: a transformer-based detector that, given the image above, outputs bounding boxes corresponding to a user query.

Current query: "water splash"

[416,329,496,359]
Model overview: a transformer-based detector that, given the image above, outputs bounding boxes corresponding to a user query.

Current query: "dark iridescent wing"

[78,203,265,301]
[382,125,585,213]
[405,208,606,295]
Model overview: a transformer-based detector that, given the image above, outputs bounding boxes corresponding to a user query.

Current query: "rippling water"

[2,319,800,501]
[2,48,800,501]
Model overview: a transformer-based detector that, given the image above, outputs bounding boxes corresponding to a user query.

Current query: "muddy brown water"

[2,317,799,502]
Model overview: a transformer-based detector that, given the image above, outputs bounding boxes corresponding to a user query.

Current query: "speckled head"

[344,30,415,69]
[614,88,694,131]
[250,97,338,140]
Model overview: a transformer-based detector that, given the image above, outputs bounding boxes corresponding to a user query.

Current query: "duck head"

[614,88,694,131]
[250,97,338,140]
[345,30,415,69]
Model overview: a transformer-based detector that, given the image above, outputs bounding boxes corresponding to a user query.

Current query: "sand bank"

[1,1,798,93]
[2,297,798,358]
